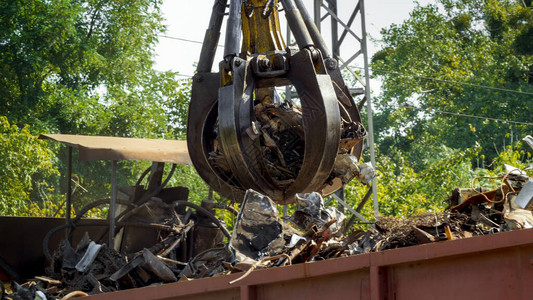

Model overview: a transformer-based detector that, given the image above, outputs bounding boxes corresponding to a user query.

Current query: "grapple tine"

[218,58,284,200]
[187,72,246,202]
[285,49,341,197]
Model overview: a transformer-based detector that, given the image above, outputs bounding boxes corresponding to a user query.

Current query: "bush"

[0,116,60,216]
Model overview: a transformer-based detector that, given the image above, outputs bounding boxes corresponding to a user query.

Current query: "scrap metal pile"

[4,165,533,299]
[208,101,369,192]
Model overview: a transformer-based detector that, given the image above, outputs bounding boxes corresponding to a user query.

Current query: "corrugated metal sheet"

[39,134,191,165]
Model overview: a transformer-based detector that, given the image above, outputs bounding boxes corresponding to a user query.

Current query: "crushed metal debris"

[208,101,369,193]
[3,166,533,299]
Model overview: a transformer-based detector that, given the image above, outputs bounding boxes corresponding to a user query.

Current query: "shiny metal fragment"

[290,192,346,237]
[515,181,533,209]
[75,241,103,273]
[230,189,290,261]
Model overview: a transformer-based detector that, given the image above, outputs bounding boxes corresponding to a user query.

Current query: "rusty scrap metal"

[230,189,299,261]
[24,195,236,299]
[39,134,191,165]
[524,135,533,150]
[515,181,533,209]
[9,164,533,299]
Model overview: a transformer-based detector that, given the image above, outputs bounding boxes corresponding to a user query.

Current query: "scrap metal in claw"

[187,0,367,204]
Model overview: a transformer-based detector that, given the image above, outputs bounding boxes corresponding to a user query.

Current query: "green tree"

[372,0,533,167]
[342,141,533,221]
[0,0,189,137]
[0,116,59,215]
[0,0,199,216]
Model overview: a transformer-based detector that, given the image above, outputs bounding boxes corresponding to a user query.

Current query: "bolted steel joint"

[325,58,338,70]
[271,53,286,70]
[194,74,204,82]
[258,56,271,71]
[308,46,320,62]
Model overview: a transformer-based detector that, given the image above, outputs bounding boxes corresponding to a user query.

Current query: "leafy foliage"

[0,0,198,217]
[343,140,533,222]
[371,0,533,166]
[0,117,59,215]
[0,0,192,137]
[354,0,533,219]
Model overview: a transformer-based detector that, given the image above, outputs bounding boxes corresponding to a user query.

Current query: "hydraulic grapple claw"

[187,0,366,204]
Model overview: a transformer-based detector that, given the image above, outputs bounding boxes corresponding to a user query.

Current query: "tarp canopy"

[39,134,192,165]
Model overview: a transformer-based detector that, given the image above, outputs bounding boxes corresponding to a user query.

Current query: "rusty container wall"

[87,229,533,300]
[0,216,108,281]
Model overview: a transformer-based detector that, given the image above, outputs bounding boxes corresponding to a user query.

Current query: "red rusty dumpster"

[85,228,533,300]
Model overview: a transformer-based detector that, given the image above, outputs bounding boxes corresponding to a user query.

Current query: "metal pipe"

[135,165,151,187]
[281,0,314,49]
[173,201,231,239]
[285,24,292,102]
[313,0,321,31]
[109,160,117,249]
[294,0,331,58]
[197,0,228,73]
[328,0,339,58]
[360,0,378,217]
[66,146,72,240]
[73,198,136,224]
[135,163,177,206]
[223,0,242,60]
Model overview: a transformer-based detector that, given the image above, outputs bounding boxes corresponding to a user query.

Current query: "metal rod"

[330,193,369,223]
[314,0,321,31]
[338,50,361,70]
[281,0,314,49]
[321,3,361,42]
[294,0,331,58]
[224,0,242,59]
[285,21,292,102]
[197,0,228,73]
[335,186,345,213]
[355,184,373,213]
[360,0,379,218]
[321,11,330,22]
[338,56,365,86]
[65,146,72,239]
[109,160,118,249]
[328,0,339,58]
[338,2,360,46]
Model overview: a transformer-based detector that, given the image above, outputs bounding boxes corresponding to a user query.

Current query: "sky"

[154,0,437,89]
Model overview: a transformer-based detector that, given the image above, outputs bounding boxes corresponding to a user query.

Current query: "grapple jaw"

[187,0,366,204]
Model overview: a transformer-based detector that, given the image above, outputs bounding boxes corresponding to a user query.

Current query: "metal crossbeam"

[338,3,360,46]
[320,4,361,42]
[339,50,362,70]
[311,0,379,219]
[330,193,369,223]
